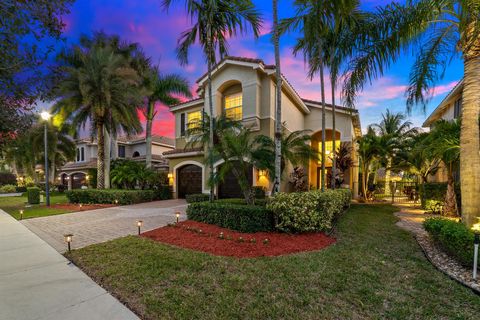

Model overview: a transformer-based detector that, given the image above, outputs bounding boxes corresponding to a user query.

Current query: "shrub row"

[267,189,351,233]
[185,193,210,203]
[66,187,171,205]
[419,183,461,212]
[423,218,474,266]
[187,202,274,233]
[0,184,17,194]
[214,198,267,206]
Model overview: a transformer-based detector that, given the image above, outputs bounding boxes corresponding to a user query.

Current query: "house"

[57,135,174,189]
[422,79,463,183]
[164,56,362,199]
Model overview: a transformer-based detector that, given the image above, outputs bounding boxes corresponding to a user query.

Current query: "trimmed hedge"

[267,189,352,233]
[66,187,171,205]
[187,202,274,233]
[0,172,16,186]
[214,198,267,206]
[424,218,474,266]
[27,187,41,204]
[0,184,17,194]
[185,193,210,203]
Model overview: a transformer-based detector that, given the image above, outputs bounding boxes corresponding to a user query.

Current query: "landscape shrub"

[27,187,41,204]
[15,186,27,193]
[267,189,352,233]
[0,184,17,193]
[424,218,474,266]
[0,172,16,186]
[66,188,171,205]
[187,202,274,233]
[185,193,210,203]
[214,198,267,206]
[420,183,461,211]
[252,186,266,199]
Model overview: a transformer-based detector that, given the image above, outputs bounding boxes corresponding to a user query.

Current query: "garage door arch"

[175,162,204,198]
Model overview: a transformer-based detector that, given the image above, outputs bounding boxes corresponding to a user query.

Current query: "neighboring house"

[164,56,362,199]
[57,135,174,189]
[422,79,463,183]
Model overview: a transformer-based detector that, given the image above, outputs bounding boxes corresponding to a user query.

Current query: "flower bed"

[51,203,116,211]
[141,220,335,258]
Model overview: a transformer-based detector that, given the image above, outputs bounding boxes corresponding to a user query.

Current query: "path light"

[137,220,143,235]
[79,203,83,210]
[175,211,180,223]
[114,199,119,205]
[19,209,24,220]
[64,234,73,252]
[471,220,480,280]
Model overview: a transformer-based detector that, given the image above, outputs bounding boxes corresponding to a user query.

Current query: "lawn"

[0,192,72,219]
[67,204,480,320]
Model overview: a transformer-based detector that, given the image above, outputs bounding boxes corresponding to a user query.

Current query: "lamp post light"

[175,211,180,224]
[137,220,143,235]
[472,220,480,280]
[40,111,51,207]
[64,233,73,252]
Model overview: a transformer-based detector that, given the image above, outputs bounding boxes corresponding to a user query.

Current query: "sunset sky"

[57,0,464,137]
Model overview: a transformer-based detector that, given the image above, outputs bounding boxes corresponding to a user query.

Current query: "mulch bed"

[51,203,117,211]
[141,220,336,258]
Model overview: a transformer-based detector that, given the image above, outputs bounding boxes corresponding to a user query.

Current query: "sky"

[55,0,464,137]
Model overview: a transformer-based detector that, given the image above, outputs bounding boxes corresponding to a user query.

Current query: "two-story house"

[164,56,362,199]
[422,79,463,183]
[57,135,174,189]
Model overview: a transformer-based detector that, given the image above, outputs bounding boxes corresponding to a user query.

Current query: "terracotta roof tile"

[163,147,203,156]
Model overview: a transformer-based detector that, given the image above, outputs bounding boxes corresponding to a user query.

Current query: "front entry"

[316,167,332,189]
[177,164,202,198]
[218,163,253,198]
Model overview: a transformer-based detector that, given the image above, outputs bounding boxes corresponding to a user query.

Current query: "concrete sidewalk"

[0,209,139,320]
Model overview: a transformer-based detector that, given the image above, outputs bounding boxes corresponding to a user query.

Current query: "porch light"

[175,211,180,223]
[64,234,73,252]
[167,173,173,179]
[85,175,89,181]
[471,220,480,280]
[258,169,267,178]
[137,220,143,235]
[19,209,24,220]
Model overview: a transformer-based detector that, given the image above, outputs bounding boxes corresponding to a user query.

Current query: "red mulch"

[51,204,117,211]
[141,220,336,258]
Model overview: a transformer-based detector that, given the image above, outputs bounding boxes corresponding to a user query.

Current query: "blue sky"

[55,0,463,136]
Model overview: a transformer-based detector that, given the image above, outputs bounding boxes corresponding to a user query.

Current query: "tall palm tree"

[143,65,191,168]
[343,0,480,226]
[272,0,282,195]
[162,0,262,201]
[372,109,417,195]
[53,45,143,189]
[356,126,379,201]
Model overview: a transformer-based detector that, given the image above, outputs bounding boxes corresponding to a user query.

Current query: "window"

[76,147,85,162]
[180,113,186,137]
[187,110,202,130]
[224,93,242,120]
[318,141,341,164]
[118,145,126,158]
[132,151,140,158]
[454,98,462,119]
[76,148,80,162]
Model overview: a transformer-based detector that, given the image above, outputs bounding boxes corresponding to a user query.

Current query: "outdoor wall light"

[258,169,267,178]
[167,173,173,179]
[19,209,24,220]
[137,220,143,235]
[471,220,480,280]
[175,211,180,223]
[64,234,73,252]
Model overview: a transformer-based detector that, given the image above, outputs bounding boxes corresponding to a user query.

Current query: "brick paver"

[21,199,187,252]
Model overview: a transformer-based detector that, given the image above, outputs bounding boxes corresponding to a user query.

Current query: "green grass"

[0,192,72,219]
[67,204,480,320]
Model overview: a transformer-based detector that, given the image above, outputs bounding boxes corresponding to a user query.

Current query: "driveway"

[21,199,187,253]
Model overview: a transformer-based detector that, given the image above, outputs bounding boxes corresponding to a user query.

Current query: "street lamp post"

[40,111,51,207]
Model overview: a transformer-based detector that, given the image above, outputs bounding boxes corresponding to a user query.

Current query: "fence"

[372,181,419,204]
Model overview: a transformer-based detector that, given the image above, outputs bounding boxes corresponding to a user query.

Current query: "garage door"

[218,163,253,199]
[177,164,202,198]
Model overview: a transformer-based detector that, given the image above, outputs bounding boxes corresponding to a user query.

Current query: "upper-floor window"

[454,98,462,119]
[76,147,85,162]
[225,93,242,121]
[118,145,126,158]
[187,110,202,130]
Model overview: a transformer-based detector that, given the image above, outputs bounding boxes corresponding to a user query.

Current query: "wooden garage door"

[218,163,253,199]
[177,164,202,198]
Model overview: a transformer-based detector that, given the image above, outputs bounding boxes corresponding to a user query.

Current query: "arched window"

[132,151,140,158]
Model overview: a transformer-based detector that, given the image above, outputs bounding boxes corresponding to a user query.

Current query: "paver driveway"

[21,199,187,252]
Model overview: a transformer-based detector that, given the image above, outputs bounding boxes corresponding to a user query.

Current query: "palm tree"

[162,0,262,201]
[424,120,461,216]
[343,0,480,226]
[53,44,143,189]
[331,141,354,187]
[372,110,417,195]
[356,127,379,201]
[143,66,191,168]
[272,0,282,195]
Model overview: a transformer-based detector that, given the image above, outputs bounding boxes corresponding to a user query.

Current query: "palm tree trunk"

[331,77,336,189]
[361,162,369,201]
[319,56,326,192]
[145,100,154,168]
[97,123,105,189]
[384,157,392,195]
[443,164,457,216]
[207,53,215,202]
[104,127,111,189]
[273,0,282,195]
[460,55,480,227]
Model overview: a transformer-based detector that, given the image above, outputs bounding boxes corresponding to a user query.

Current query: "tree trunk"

[273,0,282,195]
[232,165,254,205]
[104,127,111,189]
[97,123,105,189]
[361,162,369,201]
[460,55,480,227]
[145,100,154,168]
[443,165,458,216]
[207,51,215,202]
[384,157,392,195]
[331,76,336,189]
[319,55,326,192]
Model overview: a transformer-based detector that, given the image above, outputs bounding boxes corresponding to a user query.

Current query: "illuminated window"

[225,93,242,120]
[318,141,341,164]
[187,111,202,130]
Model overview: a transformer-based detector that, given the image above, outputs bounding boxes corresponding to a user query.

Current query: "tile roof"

[163,147,203,156]
[116,135,175,146]
[301,99,359,113]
